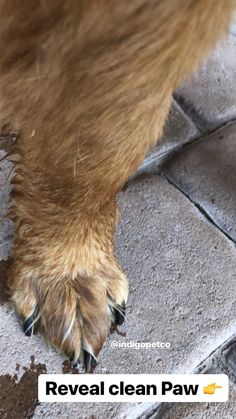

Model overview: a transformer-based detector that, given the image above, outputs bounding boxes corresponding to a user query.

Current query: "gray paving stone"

[230,13,236,36]
[1,173,236,417]
[139,100,199,174]
[161,373,236,419]
[175,35,236,132]
[163,121,236,242]
[0,150,13,260]
[155,383,236,419]
[162,396,235,419]
[231,24,236,37]
[223,340,236,378]
[155,336,236,418]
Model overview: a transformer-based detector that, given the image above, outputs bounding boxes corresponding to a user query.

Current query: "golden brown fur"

[0,0,235,369]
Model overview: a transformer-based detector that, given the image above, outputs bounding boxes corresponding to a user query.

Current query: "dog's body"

[0,0,235,370]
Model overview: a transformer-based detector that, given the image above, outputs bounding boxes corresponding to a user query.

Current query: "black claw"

[23,306,39,337]
[69,353,80,368]
[84,351,96,373]
[73,360,80,368]
[114,302,126,325]
[23,318,34,336]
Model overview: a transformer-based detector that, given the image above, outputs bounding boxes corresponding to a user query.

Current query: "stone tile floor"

[0,31,236,418]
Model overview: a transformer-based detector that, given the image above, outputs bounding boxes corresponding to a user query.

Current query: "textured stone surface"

[156,336,236,418]
[162,394,235,419]
[163,122,236,242]
[1,174,236,417]
[230,13,236,36]
[175,35,236,132]
[0,149,13,260]
[161,377,236,419]
[231,24,236,37]
[139,100,199,173]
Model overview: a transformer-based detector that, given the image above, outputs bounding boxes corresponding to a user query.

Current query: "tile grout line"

[162,172,236,247]
[172,97,200,133]
[164,108,236,158]
[173,93,207,134]
[136,118,236,180]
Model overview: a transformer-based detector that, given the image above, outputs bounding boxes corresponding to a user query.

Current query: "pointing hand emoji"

[203,383,222,395]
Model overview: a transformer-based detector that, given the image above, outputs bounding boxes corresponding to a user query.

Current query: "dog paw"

[9,256,128,372]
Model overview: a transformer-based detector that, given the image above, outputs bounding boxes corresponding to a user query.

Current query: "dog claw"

[69,352,79,367]
[23,306,39,336]
[70,358,80,368]
[73,360,80,368]
[114,302,126,325]
[84,351,97,372]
